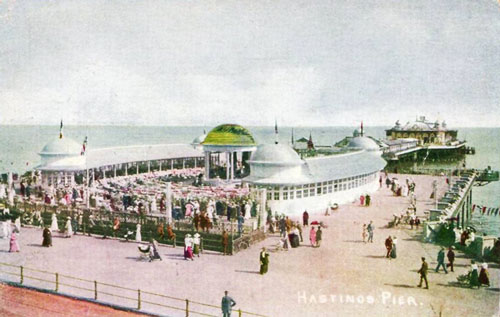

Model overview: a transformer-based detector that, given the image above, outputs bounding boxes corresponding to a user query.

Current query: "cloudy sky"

[0,0,499,127]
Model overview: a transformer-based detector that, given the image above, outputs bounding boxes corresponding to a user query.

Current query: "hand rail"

[0,261,267,317]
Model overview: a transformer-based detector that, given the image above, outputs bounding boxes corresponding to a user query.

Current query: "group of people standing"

[184,233,201,260]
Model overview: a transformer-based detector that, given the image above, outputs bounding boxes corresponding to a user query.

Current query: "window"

[289,190,294,200]
[334,184,338,192]
[328,185,332,193]
[274,191,280,200]
[267,191,272,200]
[317,186,322,195]
[303,185,309,197]
[343,184,347,191]
[296,189,302,199]
[283,191,288,200]
[310,184,315,196]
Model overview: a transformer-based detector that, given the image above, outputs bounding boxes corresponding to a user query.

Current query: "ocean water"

[0,125,498,234]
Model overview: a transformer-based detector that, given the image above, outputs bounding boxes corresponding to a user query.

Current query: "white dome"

[40,137,81,156]
[192,133,207,145]
[347,137,380,151]
[249,144,303,165]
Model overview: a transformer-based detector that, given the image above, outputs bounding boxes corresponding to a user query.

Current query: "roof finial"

[361,121,364,137]
[59,119,63,139]
[291,128,294,145]
[274,118,278,145]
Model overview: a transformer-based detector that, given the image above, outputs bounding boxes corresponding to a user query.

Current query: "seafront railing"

[0,261,267,317]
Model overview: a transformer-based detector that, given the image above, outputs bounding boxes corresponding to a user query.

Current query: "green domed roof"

[202,124,256,146]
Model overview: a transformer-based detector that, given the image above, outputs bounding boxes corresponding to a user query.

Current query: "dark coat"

[418,261,428,276]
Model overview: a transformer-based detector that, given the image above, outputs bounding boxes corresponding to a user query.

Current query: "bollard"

[185,299,189,317]
[137,289,141,310]
[20,266,24,284]
[94,281,98,300]
[55,273,59,292]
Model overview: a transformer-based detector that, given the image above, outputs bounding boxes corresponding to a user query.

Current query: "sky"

[0,0,499,127]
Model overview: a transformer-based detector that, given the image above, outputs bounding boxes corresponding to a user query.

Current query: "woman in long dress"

[259,247,269,275]
[135,224,142,242]
[65,217,73,238]
[309,227,316,247]
[42,227,52,247]
[479,263,490,287]
[390,236,397,258]
[9,232,20,252]
[50,213,59,232]
[469,261,480,289]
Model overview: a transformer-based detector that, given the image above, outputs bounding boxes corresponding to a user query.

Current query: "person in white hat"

[193,233,201,257]
[65,217,73,238]
[184,234,194,260]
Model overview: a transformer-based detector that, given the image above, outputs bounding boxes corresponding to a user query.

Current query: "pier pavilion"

[201,124,257,182]
[36,134,204,188]
[243,137,386,215]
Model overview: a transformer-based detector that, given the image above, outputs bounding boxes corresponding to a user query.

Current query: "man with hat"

[221,290,236,317]
[447,246,455,272]
[417,257,429,289]
[435,247,448,273]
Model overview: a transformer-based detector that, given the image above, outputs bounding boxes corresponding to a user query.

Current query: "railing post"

[185,299,189,317]
[173,236,176,248]
[94,281,98,300]
[55,273,59,292]
[239,309,242,317]
[137,289,141,310]
[20,266,24,284]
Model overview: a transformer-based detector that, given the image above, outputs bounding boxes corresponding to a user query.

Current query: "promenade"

[0,174,498,316]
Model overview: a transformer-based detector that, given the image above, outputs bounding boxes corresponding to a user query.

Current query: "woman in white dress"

[50,213,59,232]
[135,224,142,242]
[65,217,73,238]
[244,202,252,219]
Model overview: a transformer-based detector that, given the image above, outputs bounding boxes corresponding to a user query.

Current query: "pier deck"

[0,174,498,316]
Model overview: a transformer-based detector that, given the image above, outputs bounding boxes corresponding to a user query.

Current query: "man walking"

[417,257,429,289]
[221,291,236,317]
[367,221,374,243]
[385,236,393,258]
[447,246,455,272]
[435,247,448,273]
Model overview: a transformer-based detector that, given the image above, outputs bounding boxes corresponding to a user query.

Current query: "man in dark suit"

[302,210,309,226]
[221,290,236,317]
[385,236,393,258]
[418,257,429,289]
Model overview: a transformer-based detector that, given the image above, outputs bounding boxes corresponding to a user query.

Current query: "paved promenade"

[0,174,498,316]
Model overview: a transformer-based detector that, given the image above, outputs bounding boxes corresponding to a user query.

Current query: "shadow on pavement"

[365,255,386,259]
[384,283,414,288]
[235,270,260,274]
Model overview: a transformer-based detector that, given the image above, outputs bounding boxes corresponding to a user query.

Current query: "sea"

[0,125,498,236]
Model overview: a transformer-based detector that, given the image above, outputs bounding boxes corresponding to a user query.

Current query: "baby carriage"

[138,244,151,261]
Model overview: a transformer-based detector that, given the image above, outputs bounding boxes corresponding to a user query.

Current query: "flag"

[59,120,63,139]
[472,204,476,213]
[81,136,88,155]
[482,206,487,214]
[496,208,499,216]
